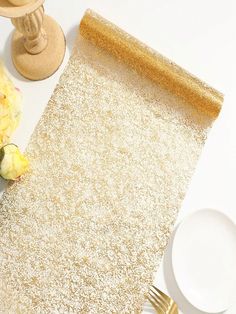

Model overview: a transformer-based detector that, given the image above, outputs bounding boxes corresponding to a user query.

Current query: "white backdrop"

[0,1,236,313]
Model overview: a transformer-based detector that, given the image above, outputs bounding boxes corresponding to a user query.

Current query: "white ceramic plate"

[172,209,236,313]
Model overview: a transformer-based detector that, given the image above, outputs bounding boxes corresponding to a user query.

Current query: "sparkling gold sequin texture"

[0,9,223,314]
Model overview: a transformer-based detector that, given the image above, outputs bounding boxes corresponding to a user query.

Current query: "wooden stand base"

[11,15,66,80]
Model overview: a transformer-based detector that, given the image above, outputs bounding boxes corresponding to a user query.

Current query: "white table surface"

[1,1,236,313]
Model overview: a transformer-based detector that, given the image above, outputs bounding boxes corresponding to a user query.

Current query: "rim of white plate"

[171,209,236,313]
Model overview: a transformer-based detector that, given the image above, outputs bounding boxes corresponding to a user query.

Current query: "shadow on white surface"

[66,24,79,54]
[142,300,155,314]
[163,227,225,314]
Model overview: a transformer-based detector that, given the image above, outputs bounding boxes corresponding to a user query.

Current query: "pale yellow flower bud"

[0,144,29,180]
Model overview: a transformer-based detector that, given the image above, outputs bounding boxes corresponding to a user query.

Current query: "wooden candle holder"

[0,0,66,80]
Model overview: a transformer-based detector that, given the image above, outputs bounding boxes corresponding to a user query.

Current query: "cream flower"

[0,144,29,180]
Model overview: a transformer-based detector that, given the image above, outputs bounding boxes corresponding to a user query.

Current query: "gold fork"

[147,285,178,314]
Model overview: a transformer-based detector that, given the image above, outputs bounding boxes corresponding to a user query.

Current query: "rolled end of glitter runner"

[80,9,223,118]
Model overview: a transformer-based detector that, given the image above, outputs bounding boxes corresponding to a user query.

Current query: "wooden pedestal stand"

[0,0,66,80]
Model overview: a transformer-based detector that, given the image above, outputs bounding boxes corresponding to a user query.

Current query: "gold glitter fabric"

[0,10,223,314]
[80,10,223,118]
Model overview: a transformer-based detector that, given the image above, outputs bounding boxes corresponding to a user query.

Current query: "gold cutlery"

[147,285,178,314]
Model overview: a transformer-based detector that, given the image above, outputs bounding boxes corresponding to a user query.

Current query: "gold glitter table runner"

[0,9,223,313]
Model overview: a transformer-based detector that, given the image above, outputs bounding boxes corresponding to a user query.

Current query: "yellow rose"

[0,144,29,180]
[0,64,21,146]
